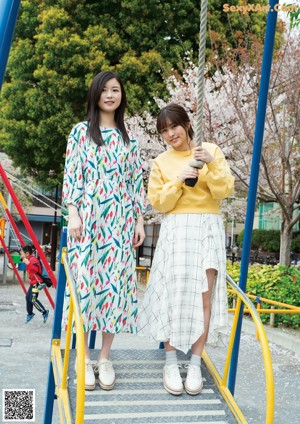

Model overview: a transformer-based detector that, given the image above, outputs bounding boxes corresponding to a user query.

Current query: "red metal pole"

[0,164,57,289]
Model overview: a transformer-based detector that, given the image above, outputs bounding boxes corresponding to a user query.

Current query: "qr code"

[2,389,35,422]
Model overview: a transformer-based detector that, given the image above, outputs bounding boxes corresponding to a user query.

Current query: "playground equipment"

[0,217,5,245]
[42,228,276,423]
[184,0,207,186]
[0,167,57,307]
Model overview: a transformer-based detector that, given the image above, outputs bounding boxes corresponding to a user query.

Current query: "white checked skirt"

[138,214,229,354]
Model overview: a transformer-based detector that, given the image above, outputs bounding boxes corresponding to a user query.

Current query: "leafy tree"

[0,153,34,213]
[0,0,281,187]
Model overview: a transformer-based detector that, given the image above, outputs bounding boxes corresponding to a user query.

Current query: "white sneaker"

[84,359,96,391]
[98,359,115,390]
[163,364,183,395]
[185,364,203,395]
[75,358,96,391]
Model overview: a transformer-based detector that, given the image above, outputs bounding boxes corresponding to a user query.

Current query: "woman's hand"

[178,166,199,183]
[193,146,214,164]
[68,205,82,241]
[133,216,145,248]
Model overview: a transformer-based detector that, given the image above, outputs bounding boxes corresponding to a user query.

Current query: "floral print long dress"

[62,122,145,333]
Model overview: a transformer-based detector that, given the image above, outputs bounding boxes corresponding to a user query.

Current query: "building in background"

[258,202,299,232]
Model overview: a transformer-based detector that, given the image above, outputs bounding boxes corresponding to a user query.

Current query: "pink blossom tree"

[128,35,300,264]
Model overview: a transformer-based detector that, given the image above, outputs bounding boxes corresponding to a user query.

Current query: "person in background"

[21,245,49,324]
[62,70,145,391]
[139,103,234,396]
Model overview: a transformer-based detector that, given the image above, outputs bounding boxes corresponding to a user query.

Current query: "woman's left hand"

[193,146,214,164]
[133,217,145,249]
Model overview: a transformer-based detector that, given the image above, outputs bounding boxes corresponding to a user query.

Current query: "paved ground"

[0,259,300,423]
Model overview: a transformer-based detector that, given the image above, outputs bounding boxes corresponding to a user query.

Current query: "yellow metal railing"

[51,248,85,424]
[228,289,300,316]
[228,290,300,340]
[136,265,150,283]
[209,273,274,424]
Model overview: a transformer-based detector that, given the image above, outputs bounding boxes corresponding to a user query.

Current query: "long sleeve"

[206,146,235,200]
[148,160,184,213]
[129,136,146,219]
[27,256,42,285]
[62,124,84,207]
[146,145,234,216]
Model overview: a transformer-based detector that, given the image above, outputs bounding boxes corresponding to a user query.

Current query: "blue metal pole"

[44,228,68,424]
[89,330,96,349]
[228,1,278,395]
[0,0,21,90]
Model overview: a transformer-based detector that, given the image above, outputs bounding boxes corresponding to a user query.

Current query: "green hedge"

[237,229,280,252]
[292,234,300,253]
[227,262,300,329]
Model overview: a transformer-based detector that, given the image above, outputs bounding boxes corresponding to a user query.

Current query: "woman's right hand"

[68,206,83,241]
[178,165,199,183]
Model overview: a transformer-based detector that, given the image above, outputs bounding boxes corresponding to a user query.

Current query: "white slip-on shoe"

[184,364,203,395]
[75,358,96,391]
[97,359,115,390]
[163,364,183,395]
[85,359,96,391]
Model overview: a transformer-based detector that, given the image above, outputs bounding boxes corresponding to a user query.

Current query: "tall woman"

[139,103,234,396]
[62,71,145,390]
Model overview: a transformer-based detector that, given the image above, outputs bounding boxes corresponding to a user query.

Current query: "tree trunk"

[279,222,293,266]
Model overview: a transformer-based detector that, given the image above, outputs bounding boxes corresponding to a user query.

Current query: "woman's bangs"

[157,110,178,133]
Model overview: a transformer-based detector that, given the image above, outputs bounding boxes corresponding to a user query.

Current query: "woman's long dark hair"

[86,71,130,145]
[156,103,194,140]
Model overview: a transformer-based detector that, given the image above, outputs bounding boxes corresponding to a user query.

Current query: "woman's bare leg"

[191,269,217,356]
[84,332,91,359]
[99,332,115,360]
[185,269,217,395]
[164,341,176,351]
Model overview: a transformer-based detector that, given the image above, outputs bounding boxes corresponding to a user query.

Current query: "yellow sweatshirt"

[148,142,235,214]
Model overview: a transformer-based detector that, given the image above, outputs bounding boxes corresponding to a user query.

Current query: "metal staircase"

[67,349,237,424]
[44,228,274,423]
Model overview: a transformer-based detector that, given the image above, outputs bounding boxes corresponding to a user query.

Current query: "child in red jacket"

[20,245,49,324]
